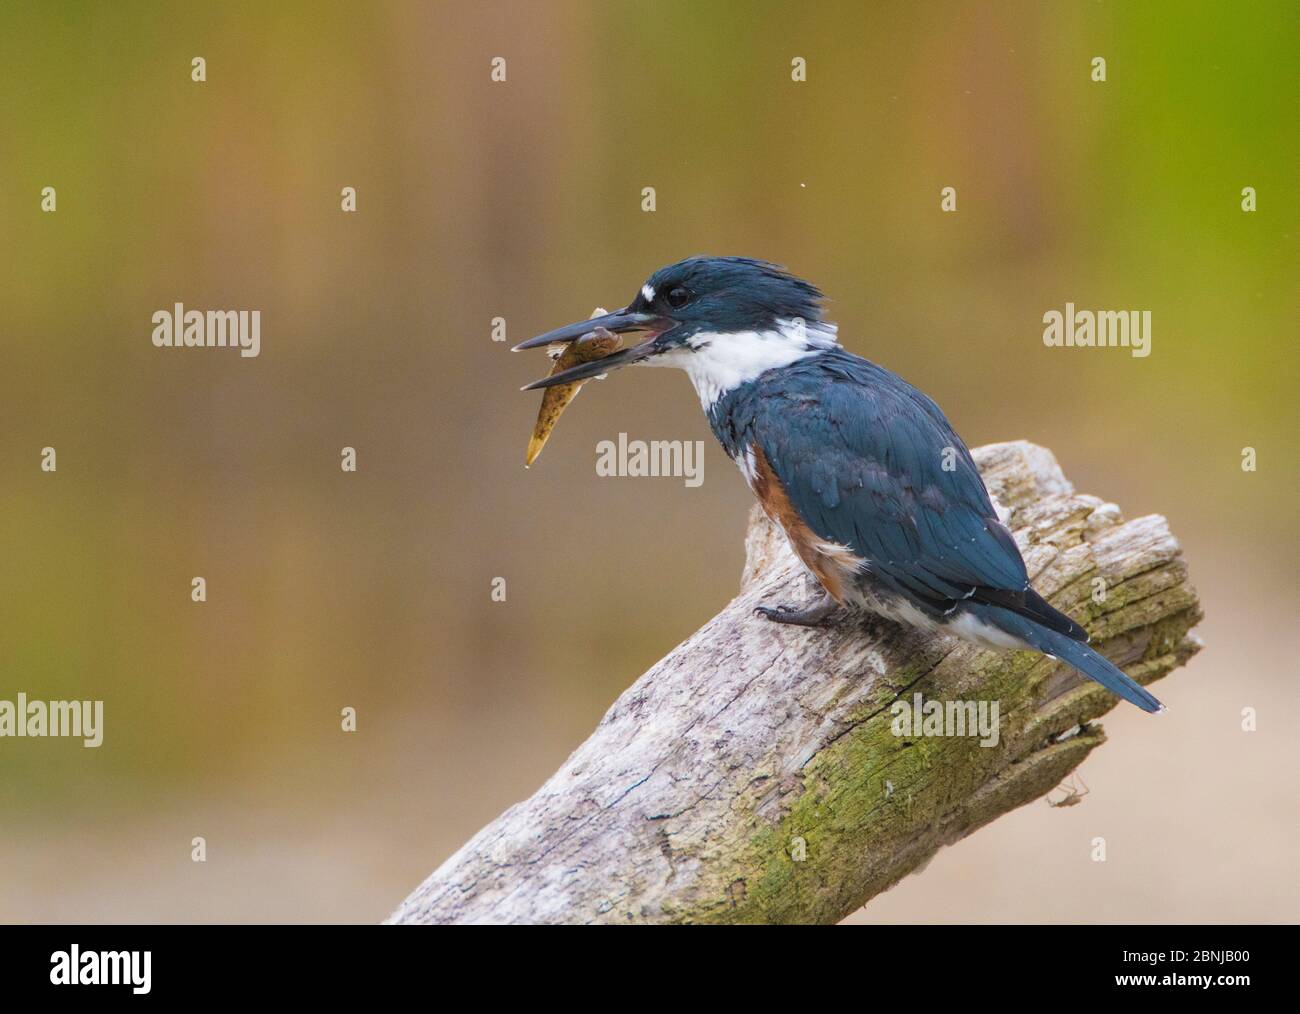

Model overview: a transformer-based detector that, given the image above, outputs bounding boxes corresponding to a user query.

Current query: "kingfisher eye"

[666,286,691,309]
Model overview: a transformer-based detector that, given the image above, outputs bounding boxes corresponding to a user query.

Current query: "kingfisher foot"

[754,591,840,628]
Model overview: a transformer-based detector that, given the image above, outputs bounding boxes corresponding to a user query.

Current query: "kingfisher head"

[515,256,839,405]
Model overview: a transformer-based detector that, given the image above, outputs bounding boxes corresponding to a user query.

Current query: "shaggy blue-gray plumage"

[706,348,1163,713]
[709,350,1054,621]
[629,256,825,335]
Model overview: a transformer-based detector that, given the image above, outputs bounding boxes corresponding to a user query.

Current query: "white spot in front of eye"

[641,284,656,302]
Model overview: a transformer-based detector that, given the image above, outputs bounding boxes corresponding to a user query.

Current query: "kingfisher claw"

[754,593,840,628]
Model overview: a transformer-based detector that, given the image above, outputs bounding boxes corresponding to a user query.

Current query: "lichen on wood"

[388,441,1202,925]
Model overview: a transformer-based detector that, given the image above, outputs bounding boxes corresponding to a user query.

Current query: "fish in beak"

[514,305,677,390]
[524,323,623,467]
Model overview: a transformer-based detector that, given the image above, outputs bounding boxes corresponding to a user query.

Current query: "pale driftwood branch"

[388,441,1202,925]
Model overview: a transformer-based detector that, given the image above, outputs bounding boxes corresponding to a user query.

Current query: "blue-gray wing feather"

[730,351,1083,638]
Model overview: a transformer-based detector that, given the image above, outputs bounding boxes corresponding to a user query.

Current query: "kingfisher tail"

[966,603,1165,714]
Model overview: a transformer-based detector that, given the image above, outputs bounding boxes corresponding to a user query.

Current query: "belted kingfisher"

[515,256,1163,713]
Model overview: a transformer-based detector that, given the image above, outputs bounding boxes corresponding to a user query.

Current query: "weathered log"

[388,441,1202,924]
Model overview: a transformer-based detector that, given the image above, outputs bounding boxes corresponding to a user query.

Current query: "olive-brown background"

[1,1,1296,922]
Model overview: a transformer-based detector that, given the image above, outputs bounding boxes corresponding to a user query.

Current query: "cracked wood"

[388,441,1202,925]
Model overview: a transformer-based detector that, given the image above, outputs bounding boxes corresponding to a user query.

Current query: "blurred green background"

[1,1,1296,922]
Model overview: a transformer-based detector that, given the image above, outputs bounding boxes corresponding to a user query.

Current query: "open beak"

[514,305,676,390]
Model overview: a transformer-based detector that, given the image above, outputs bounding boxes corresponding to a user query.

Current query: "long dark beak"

[514,304,677,390]
[511,306,669,351]
[520,338,671,391]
